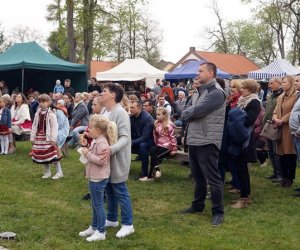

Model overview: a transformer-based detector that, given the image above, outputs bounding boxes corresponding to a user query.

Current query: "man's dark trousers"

[132,140,154,177]
[189,144,224,215]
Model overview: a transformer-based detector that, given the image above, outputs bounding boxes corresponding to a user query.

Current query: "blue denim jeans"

[89,179,109,233]
[105,182,133,225]
[293,136,300,162]
[132,140,155,176]
[68,126,87,146]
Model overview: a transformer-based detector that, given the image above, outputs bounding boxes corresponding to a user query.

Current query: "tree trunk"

[83,0,97,78]
[66,0,76,62]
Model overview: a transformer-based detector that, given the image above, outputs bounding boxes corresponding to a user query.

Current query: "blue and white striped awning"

[248,59,300,80]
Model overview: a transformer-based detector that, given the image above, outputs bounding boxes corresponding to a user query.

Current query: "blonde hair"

[1,94,12,106]
[282,75,295,86]
[282,75,296,96]
[75,92,84,100]
[0,96,6,104]
[121,95,130,113]
[128,94,139,101]
[241,79,259,93]
[82,92,89,99]
[230,79,242,92]
[269,77,282,85]
[89,114,118,145]
[156,107,170,131]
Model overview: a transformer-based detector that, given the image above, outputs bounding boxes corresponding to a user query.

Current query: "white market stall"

[96,58,167,88]
[248,59,300,79]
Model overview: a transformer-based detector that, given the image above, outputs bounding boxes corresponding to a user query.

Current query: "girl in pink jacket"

[140,107,177,181]
[79,114,117,242]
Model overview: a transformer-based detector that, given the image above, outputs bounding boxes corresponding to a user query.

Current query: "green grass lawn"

[0,142,300,250]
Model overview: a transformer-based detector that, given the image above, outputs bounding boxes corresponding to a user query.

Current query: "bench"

[14,131,31,141]
[164,146,189,162]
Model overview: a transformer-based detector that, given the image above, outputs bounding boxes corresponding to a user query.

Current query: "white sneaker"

[105,220,119,228]
[79,226,95,237]
[52,173,64,180]
[42,172,51,179]
[154,170,161,178]
[139,177,154,182]
[116,225,135,238]
[86,230,105,242]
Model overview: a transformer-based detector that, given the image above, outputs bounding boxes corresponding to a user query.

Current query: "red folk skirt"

[32,132,62,164]
[0,124,10,135]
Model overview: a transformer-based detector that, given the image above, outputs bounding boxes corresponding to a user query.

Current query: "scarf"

[237,93,260,109]
[228,92,241,109]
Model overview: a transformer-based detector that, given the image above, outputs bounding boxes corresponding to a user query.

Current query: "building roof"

[90,61,119,78]
[196,51,259,75]
[170,47,260,76]
[157,60,175,71]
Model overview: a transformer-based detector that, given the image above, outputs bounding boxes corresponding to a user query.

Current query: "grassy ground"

[0,141,300,250]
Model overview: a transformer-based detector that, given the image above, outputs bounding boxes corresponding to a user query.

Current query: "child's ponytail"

[106,121,118,145]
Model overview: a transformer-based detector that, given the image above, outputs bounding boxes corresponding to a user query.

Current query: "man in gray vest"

[181,62,226,226]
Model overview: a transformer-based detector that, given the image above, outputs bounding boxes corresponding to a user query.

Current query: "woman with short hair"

[227,79,261,208]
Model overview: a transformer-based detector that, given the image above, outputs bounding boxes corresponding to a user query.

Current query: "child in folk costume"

[79,114,118,242]
[0,97,12,154]
[30,94,63,179]
[140,107,177,181]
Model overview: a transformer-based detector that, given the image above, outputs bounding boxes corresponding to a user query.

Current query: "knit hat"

[56,79,61,85]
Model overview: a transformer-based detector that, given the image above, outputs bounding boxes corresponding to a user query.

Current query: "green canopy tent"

[0,42,87,93]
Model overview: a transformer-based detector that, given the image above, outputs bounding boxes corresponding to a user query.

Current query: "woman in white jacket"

[10,93,32,152]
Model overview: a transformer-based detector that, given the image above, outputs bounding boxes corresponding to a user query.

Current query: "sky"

[0,0,256,63]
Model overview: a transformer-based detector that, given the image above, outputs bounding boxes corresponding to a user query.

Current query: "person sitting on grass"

[30,94,63,180]
[141,107,177,181]
[79,114,117,242]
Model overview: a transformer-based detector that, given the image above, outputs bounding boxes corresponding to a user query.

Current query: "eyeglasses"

[230,85,236,88]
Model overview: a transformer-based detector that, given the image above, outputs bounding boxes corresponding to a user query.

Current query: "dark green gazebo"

[0,42,87,93]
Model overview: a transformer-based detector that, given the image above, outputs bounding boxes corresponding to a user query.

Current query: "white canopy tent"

[248,59,300,79]
[96,58,167,87]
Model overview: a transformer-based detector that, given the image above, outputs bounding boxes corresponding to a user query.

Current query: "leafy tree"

[46,0,162,68]
[226,20,276,65]
[47,27,69,60]
[46,0,65,28]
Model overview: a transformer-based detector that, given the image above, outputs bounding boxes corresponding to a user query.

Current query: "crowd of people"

[1,63,300,240]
